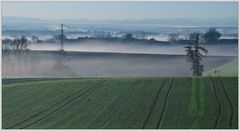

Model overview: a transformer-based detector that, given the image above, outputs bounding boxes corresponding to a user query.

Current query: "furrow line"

[4,81,82,120]
[99,80,142,128]
[7,80,104,129]
[218,78,233,128]
[20,80,105,129]
[209,77,221,129]
[142,79,166,129]
[82,81,128,128]
[122,80,153,128]
[157,78,174,129]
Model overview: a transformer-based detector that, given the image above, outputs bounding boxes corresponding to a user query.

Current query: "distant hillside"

[203,58,238,76]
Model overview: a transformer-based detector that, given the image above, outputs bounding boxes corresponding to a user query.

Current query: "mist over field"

[2,30,238,78]
[27,42,238,56]
[2,2,239,130]
[2,13,238,78]
[2,49,236,78]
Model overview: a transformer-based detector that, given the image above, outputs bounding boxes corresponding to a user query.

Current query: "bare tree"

[31,35,39,43]
[2,40,12,76]
[185,33,208,76]
[3,36,29,74]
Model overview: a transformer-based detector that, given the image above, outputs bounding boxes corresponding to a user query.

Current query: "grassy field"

[203,58,238,77]
[2,77,238,129]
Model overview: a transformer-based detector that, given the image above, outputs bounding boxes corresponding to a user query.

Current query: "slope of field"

[2,77,238,129]
[203,58,238,77]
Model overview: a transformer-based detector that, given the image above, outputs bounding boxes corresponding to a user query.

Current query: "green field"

[203,58,238,77]
[2,77,238,129]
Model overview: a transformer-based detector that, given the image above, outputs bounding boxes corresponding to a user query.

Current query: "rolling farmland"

[203,58,238,77]
[2,77,238,129]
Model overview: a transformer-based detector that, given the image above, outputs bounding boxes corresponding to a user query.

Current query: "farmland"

[2,77,238,129]
[203,58,238,77]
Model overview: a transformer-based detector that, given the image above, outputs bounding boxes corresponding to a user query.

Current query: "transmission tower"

[60,24,64,51]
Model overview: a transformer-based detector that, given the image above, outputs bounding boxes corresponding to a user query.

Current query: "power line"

[60,24,64,51]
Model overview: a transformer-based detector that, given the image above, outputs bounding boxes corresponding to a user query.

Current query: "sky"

[2,2,238,20]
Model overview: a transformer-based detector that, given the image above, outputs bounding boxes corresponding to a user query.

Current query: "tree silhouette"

[204,28,221,44]
[4,36,29,74]
[14,36,29,74]
[185,33,208,76]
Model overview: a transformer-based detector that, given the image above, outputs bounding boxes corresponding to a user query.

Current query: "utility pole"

[60,24,64,51]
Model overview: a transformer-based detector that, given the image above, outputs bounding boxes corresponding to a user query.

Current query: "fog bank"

[2,50,236,78]
[28,42,238,56]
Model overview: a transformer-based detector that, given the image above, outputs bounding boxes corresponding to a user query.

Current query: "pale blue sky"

[2,2,238,20]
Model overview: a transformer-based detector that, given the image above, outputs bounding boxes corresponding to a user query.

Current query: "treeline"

[169,28,237,44]
[2,28,238,48]
[2,36,32,76]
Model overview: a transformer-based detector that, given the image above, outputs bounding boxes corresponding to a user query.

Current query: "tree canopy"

[204,28,221,44]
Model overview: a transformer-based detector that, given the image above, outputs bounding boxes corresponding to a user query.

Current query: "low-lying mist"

[2,49,236,78]
[28,41,238,56]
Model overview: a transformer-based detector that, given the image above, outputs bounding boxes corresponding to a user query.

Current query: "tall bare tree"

[185,33,208,76]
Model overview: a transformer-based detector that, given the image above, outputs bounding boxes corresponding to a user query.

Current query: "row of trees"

[169,28,221,44]
[3,36,29,52]
[2,34,208,77]
[2,26,210,77]
[203,28,221,44]
[2,35,74,76]
[2,36,30,74]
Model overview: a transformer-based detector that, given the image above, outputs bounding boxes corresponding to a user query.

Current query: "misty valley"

[2,26,238,77]
[2,17,238,77]
[2,50,236,77]
[2,22,238,77]
[2,2,239,129]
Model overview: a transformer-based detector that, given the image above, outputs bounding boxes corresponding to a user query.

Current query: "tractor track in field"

[3,80,66,92]
[7,80,105,129]
[82,81,128,128]
[142,79,167,129]
[3,83,78,115]
[3,80,79,103]
[122,80,154,128]
[210,77,221,129]
[99,80,145,128]
[5,81,93,128]
[218,78,234,128]
[4,81,85,121]
[20,80,105,129]
[157,78,174,129]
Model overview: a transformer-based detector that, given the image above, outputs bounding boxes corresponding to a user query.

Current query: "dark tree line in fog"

[1,27,231,77]
[2,36,30,75]
[2,35,75,77]
[169,28,222,44]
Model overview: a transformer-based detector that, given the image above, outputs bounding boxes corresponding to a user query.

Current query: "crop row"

[2,77,238,129]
